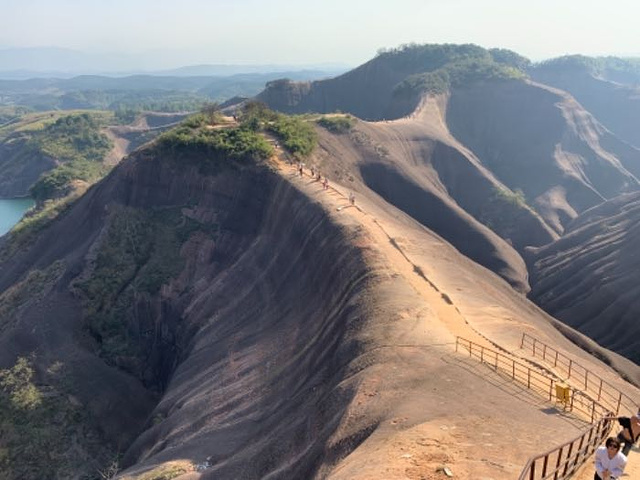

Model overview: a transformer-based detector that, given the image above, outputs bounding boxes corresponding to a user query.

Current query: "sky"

[1,0,640,69]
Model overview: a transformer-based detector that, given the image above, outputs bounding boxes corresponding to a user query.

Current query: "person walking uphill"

[616,409,640,456]
[594,437,627,480]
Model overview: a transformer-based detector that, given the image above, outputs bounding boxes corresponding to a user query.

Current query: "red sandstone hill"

[1,45,640,480]
[1,131,637,480]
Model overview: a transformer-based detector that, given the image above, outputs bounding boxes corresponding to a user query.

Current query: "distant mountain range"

[0,47,350,79]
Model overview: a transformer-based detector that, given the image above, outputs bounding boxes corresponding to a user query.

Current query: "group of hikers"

[594,409,640,479]
[294,161,356,205]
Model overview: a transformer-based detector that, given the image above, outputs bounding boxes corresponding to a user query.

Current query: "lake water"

[0,198,35,236]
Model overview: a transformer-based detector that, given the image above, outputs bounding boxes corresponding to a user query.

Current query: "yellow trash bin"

[556,384,571,404]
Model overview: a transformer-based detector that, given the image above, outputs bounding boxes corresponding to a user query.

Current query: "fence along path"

[455,337,620,480]
[519,333,640,480]
[520,333,638,416]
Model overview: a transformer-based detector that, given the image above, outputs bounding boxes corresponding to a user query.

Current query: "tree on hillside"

[201,101,221,124]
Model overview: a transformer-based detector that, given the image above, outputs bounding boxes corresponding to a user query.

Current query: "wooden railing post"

[584,369,589,390]
[553,446,564,480]
[562,442,574,476]
[597,379,603,402]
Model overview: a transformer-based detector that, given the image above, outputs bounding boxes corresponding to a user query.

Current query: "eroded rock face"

[257,59,421,121]
[528,191,640,366]
[446,81,640,233]
[0,148,373,479]
[0,138,57,198]
[531,67,640,150]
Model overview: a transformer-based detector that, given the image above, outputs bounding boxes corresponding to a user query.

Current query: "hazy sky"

[2,0,640,67]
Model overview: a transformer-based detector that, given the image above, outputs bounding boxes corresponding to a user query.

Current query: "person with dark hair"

[594,437,627,480]
[616,409,640,456]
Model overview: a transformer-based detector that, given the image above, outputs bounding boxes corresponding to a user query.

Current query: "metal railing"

[455,338,608,422]
[517,415,614,480]
[454,337,614,480]
[521,333,638,416]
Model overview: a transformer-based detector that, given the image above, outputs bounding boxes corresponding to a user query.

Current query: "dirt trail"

[278,157,482,348]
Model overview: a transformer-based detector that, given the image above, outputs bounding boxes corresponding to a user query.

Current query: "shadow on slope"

[528,191,640,369]
[531,57,640,150]
[446,80,640,234]
[0,146,374,478]
[310,100,557,293]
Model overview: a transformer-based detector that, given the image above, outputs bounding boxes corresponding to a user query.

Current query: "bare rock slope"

[1,123,639,480]
[528,191,640,366]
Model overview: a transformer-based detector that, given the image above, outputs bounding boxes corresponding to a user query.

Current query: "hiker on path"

[616,409,640,456]
[349,192,355,205]
[594,437,627,480]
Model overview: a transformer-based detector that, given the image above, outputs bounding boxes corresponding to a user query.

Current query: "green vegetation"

[316,115,357,134]
[371,44,530,97]
[476,186,538,249]
[26,112,113,202]
[0,261,66,331]
[239,101,317,158]
[535,55,640,84]
[376,43,492,71]
[488,48,532,71]
[200,101,224,125]
[75,206,205,369]
[157,101,317,169]
[0,357,42,410]
[58,89,208,113]
[28,112,112,162]
[268,114,316,157]
[394,57,526,97]
[115,107,139,124]
[158,122,274,171]
[0,356,110,479]
[0,106,32,126]
[1,110,109,141]
[30,159,109,202]
[492,186,527,207]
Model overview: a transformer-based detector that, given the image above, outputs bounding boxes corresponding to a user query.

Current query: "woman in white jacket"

[594,437,627,480]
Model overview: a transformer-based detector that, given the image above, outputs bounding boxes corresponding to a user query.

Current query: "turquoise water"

[0,198,35,236]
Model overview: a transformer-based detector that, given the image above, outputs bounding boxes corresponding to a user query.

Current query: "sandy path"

[279,158,483,348]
